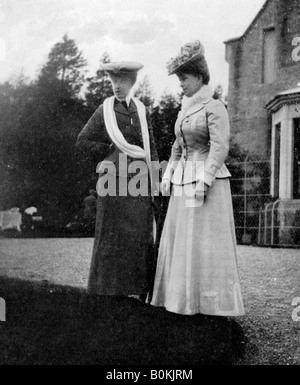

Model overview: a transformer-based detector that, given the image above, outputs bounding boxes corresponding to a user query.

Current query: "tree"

[38,34,87,99]
[134,75,154,109]
[0,36,94,229]
[9,36,89,227]
[151,92,181,161]
[0,75,36,210]
[85,52,113,111]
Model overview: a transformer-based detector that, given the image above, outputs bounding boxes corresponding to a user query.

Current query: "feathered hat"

[167,40,206,76]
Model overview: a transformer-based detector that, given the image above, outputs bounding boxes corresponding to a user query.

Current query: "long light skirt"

[151,179,245,316]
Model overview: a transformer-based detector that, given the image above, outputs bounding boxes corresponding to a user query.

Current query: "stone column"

[279,106,294,199]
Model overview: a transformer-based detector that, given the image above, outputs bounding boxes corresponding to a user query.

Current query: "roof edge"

[224,0,273,45]
[223,36,243,44]
[265,90,300,111]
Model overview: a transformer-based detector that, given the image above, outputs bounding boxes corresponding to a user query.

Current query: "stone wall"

[225,0,300,159]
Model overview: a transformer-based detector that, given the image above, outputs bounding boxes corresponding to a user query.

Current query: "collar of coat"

[113,97,137,117]
[180,85,213,120]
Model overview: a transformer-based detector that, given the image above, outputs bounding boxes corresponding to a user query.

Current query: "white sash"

[103,96,153,189]
[103,96,156,241]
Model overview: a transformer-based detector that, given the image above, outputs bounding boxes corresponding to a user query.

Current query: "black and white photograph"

[0,0,299,370]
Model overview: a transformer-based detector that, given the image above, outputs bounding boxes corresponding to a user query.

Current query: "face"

[109,74,134,101]
[177,73,203,97]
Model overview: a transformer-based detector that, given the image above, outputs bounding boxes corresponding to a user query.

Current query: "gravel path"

[237,246,300,364]
[0,238,299,364]
[0,238,93,288]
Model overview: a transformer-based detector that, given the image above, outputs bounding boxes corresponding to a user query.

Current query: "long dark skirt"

[88,175,155,296]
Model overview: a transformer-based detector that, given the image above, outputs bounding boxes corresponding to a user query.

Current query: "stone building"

[224,0,300,245]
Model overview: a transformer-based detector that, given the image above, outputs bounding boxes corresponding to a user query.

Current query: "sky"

[0,0,267,99]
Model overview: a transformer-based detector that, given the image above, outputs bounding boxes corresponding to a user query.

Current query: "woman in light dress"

[150,41,245,316]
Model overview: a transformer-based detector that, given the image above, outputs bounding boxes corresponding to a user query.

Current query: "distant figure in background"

[24,206,38,216]
[21,206,39,233]
[82,190,97,234]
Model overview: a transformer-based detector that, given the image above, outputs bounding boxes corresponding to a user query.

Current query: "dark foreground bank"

[0,276,246,365]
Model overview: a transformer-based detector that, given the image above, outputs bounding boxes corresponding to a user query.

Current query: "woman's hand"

[195,181,209,201]
[160,179,171,196]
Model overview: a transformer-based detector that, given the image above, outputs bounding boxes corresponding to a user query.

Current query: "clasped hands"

[160,179,209,200]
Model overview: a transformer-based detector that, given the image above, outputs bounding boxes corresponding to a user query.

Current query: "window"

[262,28,277,84]
[273,123,281,198]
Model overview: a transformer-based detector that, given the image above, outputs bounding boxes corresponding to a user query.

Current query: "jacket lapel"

[127,99,138,115]
[113,99,138,117]
[181,103,205,121]
[114,100,130,116]
[180,85,213,122]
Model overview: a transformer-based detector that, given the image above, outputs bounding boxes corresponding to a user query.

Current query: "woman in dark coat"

[76,62,159,298]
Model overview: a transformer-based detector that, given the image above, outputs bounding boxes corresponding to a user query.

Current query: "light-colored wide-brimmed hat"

[101,61,144,74]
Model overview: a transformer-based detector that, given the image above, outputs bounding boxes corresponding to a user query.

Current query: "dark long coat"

[77,98,159,296]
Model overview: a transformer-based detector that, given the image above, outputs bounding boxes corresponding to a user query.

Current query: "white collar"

[125,94,131,107]
[116,94,131,107]
[181,85,213,116]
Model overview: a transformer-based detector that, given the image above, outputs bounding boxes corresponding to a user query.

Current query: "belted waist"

[171,155,231,185]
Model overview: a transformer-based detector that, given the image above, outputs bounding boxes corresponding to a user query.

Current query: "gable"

[224,0,275,44]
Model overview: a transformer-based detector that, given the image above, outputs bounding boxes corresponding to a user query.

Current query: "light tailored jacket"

[163,85,231,186]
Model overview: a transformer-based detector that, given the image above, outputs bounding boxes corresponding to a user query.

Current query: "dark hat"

[101,61,144,74]
[167,40,206,75]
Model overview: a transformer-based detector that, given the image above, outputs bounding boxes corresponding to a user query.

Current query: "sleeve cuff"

[162,162,175,182]
[199,171,215,187]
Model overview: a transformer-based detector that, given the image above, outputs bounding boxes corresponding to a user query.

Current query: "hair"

[107,71,137,86]
[176,57,210,85]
